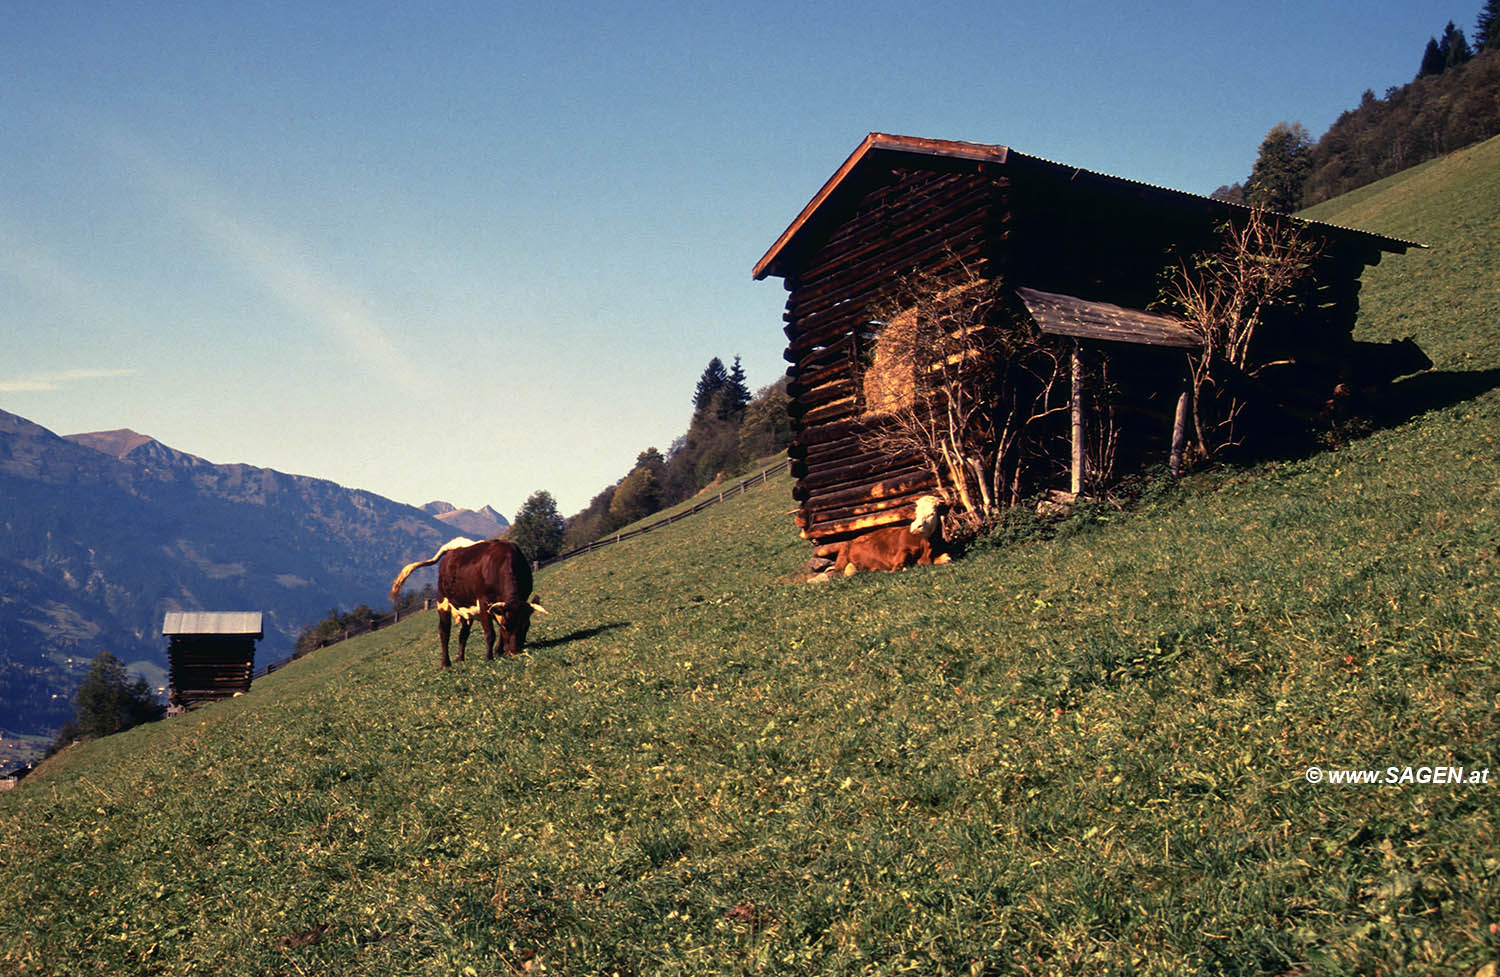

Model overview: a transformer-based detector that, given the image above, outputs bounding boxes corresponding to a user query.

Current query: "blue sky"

[0,1,1480,517]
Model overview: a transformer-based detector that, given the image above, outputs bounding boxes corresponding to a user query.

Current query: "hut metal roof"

[162,611,264,638]
[752,132,1422,281]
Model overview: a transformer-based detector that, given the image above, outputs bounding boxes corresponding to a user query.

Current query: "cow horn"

[528,598,549,615]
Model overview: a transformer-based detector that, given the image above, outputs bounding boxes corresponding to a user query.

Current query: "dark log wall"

[775,150,1383,548]
[1004,164,1373,443]
[168,636,256,709]
[780,163,1011,546]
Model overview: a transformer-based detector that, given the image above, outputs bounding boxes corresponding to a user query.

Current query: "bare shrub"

[1158,209,1322,463]
[859,261,1068,526]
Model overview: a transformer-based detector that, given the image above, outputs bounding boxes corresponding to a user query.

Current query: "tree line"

[554,357,792,557]
[1212,1,1500,212]
[432,357,792,568]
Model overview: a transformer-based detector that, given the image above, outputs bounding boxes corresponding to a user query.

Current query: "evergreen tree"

[50,652,164,753]
[692,358,729,413]
[1442,21,1473,69]
[722,356,751,418]
[1244,122,1314,213]
[1479,0,1500,50]
[508,490,565,562]
[1420,36,1446,77]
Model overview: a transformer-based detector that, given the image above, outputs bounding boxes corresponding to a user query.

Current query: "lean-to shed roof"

[1018,288,1202,349]
[753,133,1420,282]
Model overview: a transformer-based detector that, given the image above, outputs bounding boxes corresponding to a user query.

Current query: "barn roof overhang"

[752,132,1423,282]
[162,611,264,638]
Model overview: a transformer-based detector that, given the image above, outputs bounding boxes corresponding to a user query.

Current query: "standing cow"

[390,538,547,667]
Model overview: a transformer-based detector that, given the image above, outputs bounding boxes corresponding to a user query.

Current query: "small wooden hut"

[162,611,263,712]
[753,133,1415,548]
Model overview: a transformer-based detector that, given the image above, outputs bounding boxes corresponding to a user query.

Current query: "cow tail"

[389,537,481,607]
[390,556,437,607]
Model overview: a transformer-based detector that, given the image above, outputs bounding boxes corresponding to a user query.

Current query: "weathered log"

[796,468,933,506]
[1169,388,1191,475]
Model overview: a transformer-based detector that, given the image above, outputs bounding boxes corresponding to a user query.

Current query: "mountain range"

[0,408,506,737]
[421,500,509,538]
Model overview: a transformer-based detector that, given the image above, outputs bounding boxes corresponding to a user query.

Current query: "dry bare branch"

[1158,209,1322,462]
[857,260,1068,525]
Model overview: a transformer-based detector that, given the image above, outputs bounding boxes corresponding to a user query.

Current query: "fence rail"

[254,458,790,675]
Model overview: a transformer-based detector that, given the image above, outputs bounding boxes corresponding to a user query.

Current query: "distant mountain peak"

[65,428,156,459]
[66,429,211,472]
[428,502,509,538]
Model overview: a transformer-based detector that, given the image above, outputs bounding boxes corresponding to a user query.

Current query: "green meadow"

[2,138,1498,976]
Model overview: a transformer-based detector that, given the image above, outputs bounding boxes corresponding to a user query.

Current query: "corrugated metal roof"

[752,132,1423,281]
[162,611,264,637]
[1018,288,1202,350]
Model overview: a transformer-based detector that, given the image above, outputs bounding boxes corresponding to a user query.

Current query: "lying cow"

[815,496,952,581]
[390,537,548,667]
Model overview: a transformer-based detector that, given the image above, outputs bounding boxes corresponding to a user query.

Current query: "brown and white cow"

[390,537,547,667]
[817,495,952,580]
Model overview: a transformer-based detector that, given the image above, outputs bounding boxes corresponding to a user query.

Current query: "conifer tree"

[692,358,729,413]
[1442,21,1473,69]
[1420,36,1446,77]
[1478,0,1500,50]
[723,356,751,418]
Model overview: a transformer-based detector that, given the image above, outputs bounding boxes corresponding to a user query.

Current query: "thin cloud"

[0,368,136,394]
[104,130,433,394]
[0,220,122,329]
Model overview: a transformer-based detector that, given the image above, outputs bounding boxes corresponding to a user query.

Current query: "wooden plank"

[1071,343,1084,495]
[801,470,934,508]
[1018,288,1202,350]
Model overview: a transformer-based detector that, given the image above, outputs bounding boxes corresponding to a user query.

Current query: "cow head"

[909,496,949,539]
[497,596,549,655]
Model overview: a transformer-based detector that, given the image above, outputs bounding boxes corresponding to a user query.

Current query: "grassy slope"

[2,142,1498,976]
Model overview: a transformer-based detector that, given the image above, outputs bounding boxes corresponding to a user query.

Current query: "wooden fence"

[534,459,789,569]
[253,459,790,676]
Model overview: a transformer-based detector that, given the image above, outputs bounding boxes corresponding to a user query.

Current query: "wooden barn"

[162,611,263,712]
[753,133,1415,548]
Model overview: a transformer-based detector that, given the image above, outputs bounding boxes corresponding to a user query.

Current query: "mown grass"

[2,140,1498,976]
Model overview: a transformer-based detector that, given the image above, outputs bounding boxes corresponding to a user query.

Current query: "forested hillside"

[560,359,791,552]
[1215,3,1500,210]
[1303,47,1500,206]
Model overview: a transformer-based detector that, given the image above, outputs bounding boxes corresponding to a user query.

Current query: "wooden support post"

[1070,343,1084,496]
[1169,388,1191,475]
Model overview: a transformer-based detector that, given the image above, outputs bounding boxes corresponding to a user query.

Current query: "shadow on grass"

[1257,366,1500,464]
[1375,366,1500,424]
[530,622,632,649]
